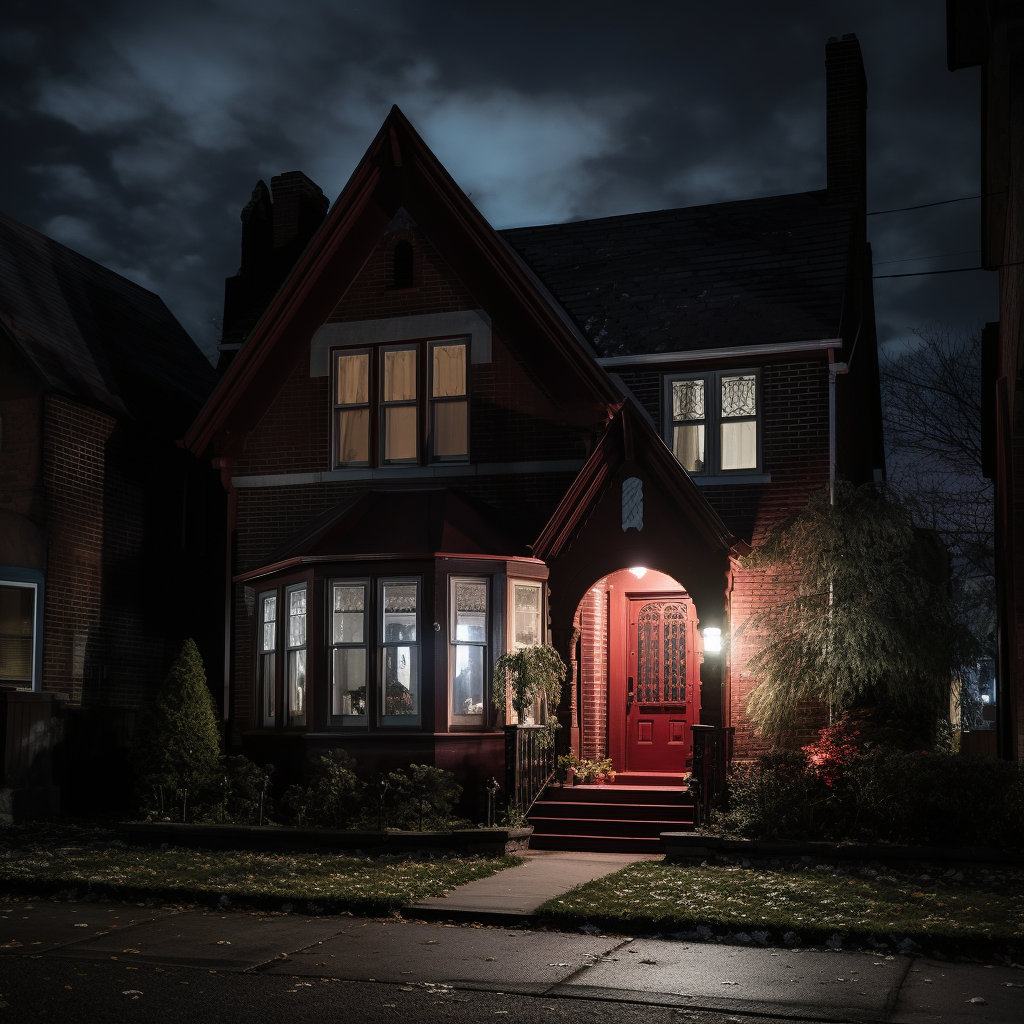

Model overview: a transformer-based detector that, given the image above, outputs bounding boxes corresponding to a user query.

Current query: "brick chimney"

[825,34,867,208]
[219,171,329,371]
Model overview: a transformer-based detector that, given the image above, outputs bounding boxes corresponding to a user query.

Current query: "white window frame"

[449,576,488,728]
[378,576,421,728]
[0,578,40,691]
[329,577,369,727]
[506,579,546,725]
[663,368,762,476]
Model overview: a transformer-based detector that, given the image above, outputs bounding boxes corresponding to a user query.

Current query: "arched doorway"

[574,567,702,779]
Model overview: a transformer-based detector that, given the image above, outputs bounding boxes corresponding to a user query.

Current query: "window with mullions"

[508,580,544,725]
[334,350,370,466]
[380,579,419,725]
[330,580,368,725]
[258,591,277,727]
[430,341,468,461]
[0,582,36,687]
[286,584,307,726]
[451,579,487,724]
[381,347,418,463]
[666,370,760,475]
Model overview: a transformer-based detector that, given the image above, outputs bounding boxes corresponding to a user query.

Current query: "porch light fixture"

[702,627,722,654]
[628,567,647,579]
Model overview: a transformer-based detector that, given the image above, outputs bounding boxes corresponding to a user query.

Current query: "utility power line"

[867,195,981,216]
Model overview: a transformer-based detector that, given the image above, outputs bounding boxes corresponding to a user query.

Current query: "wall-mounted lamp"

[702,627,722,654]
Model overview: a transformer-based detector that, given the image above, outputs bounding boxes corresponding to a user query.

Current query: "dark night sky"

[0,0,998,364]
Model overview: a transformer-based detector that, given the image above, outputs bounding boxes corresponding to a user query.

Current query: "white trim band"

[310,310,492,376]
[596,338,842,368]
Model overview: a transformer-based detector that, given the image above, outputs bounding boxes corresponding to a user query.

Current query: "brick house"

[186,36,883,836]
[0,212,221,813]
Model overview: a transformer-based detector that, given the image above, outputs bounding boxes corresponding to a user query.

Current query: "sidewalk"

[0,900,1022,1021]
[408,850,658,920]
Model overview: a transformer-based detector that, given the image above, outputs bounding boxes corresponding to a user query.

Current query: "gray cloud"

[0,0,997,361]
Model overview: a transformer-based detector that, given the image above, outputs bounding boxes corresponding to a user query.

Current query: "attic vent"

[393,240,414,288]
[622,477,644,532]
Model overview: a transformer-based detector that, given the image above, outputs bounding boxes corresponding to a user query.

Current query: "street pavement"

[0,898,1021,1022]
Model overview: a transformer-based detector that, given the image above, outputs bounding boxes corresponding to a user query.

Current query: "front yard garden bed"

[536,859,1024,959]
[117,822,533,856]
[0,828,520,915]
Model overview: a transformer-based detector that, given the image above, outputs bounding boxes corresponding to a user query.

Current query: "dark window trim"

[327,576,371,729]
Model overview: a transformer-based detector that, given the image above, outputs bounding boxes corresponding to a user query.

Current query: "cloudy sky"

[0,0,996,364]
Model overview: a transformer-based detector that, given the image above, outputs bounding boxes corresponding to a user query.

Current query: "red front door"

[625,598,697,772]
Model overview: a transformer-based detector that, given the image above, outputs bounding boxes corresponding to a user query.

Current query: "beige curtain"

[433,400,468,458]
[384,349,417,402]
[432,343,467,397]
[336,352,368,405]
[673,423,705,473]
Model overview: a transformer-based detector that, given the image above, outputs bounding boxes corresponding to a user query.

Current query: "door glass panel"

[636,602,687,703]
[454,581,487,642]
[336,352,369,404]
[453,645,484,716]
[433,400,468,458]
[332,585,364,644]
[383,583,417,641]
[383,349,417,402]
[337,408,369,464]
[721,420,757,470]
[384,405,417,461]
[332,647,366,716]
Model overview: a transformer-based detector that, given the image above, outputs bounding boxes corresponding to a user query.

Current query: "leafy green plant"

[559,753,613,783]
[281,751,363,829]
[217,755,275,824]
[492,644,567,746]
[131,639,222,822]
[740,482,974,747]
[376,764,466,831]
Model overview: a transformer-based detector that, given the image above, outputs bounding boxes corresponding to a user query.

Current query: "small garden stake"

[486,777,500,827]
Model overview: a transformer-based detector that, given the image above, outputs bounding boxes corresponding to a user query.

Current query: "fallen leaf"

[216,941,231,946]
[968,997,987,1005]
[72,924,88,929]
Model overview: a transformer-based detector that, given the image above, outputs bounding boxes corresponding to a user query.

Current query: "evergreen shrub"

[281,751,363,828]
[377,764,466,831]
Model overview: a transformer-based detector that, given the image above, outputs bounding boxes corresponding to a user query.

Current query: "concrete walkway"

[408,850,658,919]
[0,902,1022,1021]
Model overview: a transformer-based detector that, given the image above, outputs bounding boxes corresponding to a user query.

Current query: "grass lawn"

[0,844,520,914]
[537,861,1024,948]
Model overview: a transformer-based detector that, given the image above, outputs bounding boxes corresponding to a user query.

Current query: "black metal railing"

[504,724,556,814]
[689,724,734,827]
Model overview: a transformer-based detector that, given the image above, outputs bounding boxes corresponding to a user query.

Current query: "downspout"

[212,457,237,734]
[828,352,849,505]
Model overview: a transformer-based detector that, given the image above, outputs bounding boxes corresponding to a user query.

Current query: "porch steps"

[528,778,694,853]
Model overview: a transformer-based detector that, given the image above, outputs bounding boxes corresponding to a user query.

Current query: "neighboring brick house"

[186,33,884,818]
[0,211,221,811]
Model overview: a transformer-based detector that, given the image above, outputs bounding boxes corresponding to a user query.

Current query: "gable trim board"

[309,309,492,376]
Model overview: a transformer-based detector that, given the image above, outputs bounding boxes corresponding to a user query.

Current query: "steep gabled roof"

[0,211,217,435]
[185,106,623,459]
[501,191,856,358]
[535,401,736,561]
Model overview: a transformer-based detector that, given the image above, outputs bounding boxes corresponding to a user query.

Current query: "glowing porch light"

[628,567,647,579]
[702,627,722,654]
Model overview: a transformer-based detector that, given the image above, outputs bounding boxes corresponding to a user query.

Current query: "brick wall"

[579,586,608,761]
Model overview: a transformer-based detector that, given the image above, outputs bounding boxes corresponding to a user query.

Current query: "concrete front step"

[528,832,676,853]
[529,800,694,821]
[531,815,690,839]
[544,785,692,805]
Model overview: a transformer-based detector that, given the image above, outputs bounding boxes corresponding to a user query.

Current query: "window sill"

[691,472,771,486]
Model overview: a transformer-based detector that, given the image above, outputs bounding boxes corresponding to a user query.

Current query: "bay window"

[330,580,368,725]
[286,584,307,725]
[666,369,760,475]
[380,579,419,725]
[450,578,487,724]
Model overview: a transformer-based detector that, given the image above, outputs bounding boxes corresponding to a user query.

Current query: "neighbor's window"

[258,591,277,727]
[380,579,419,724]
[430,341,468,461]
[331,580,368,725]
[381,347,418,463]
[334,350,371,466]
[665,370,760,475]
[0,583,36,687]
[451,578,487,723]
[285,584,307,726]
